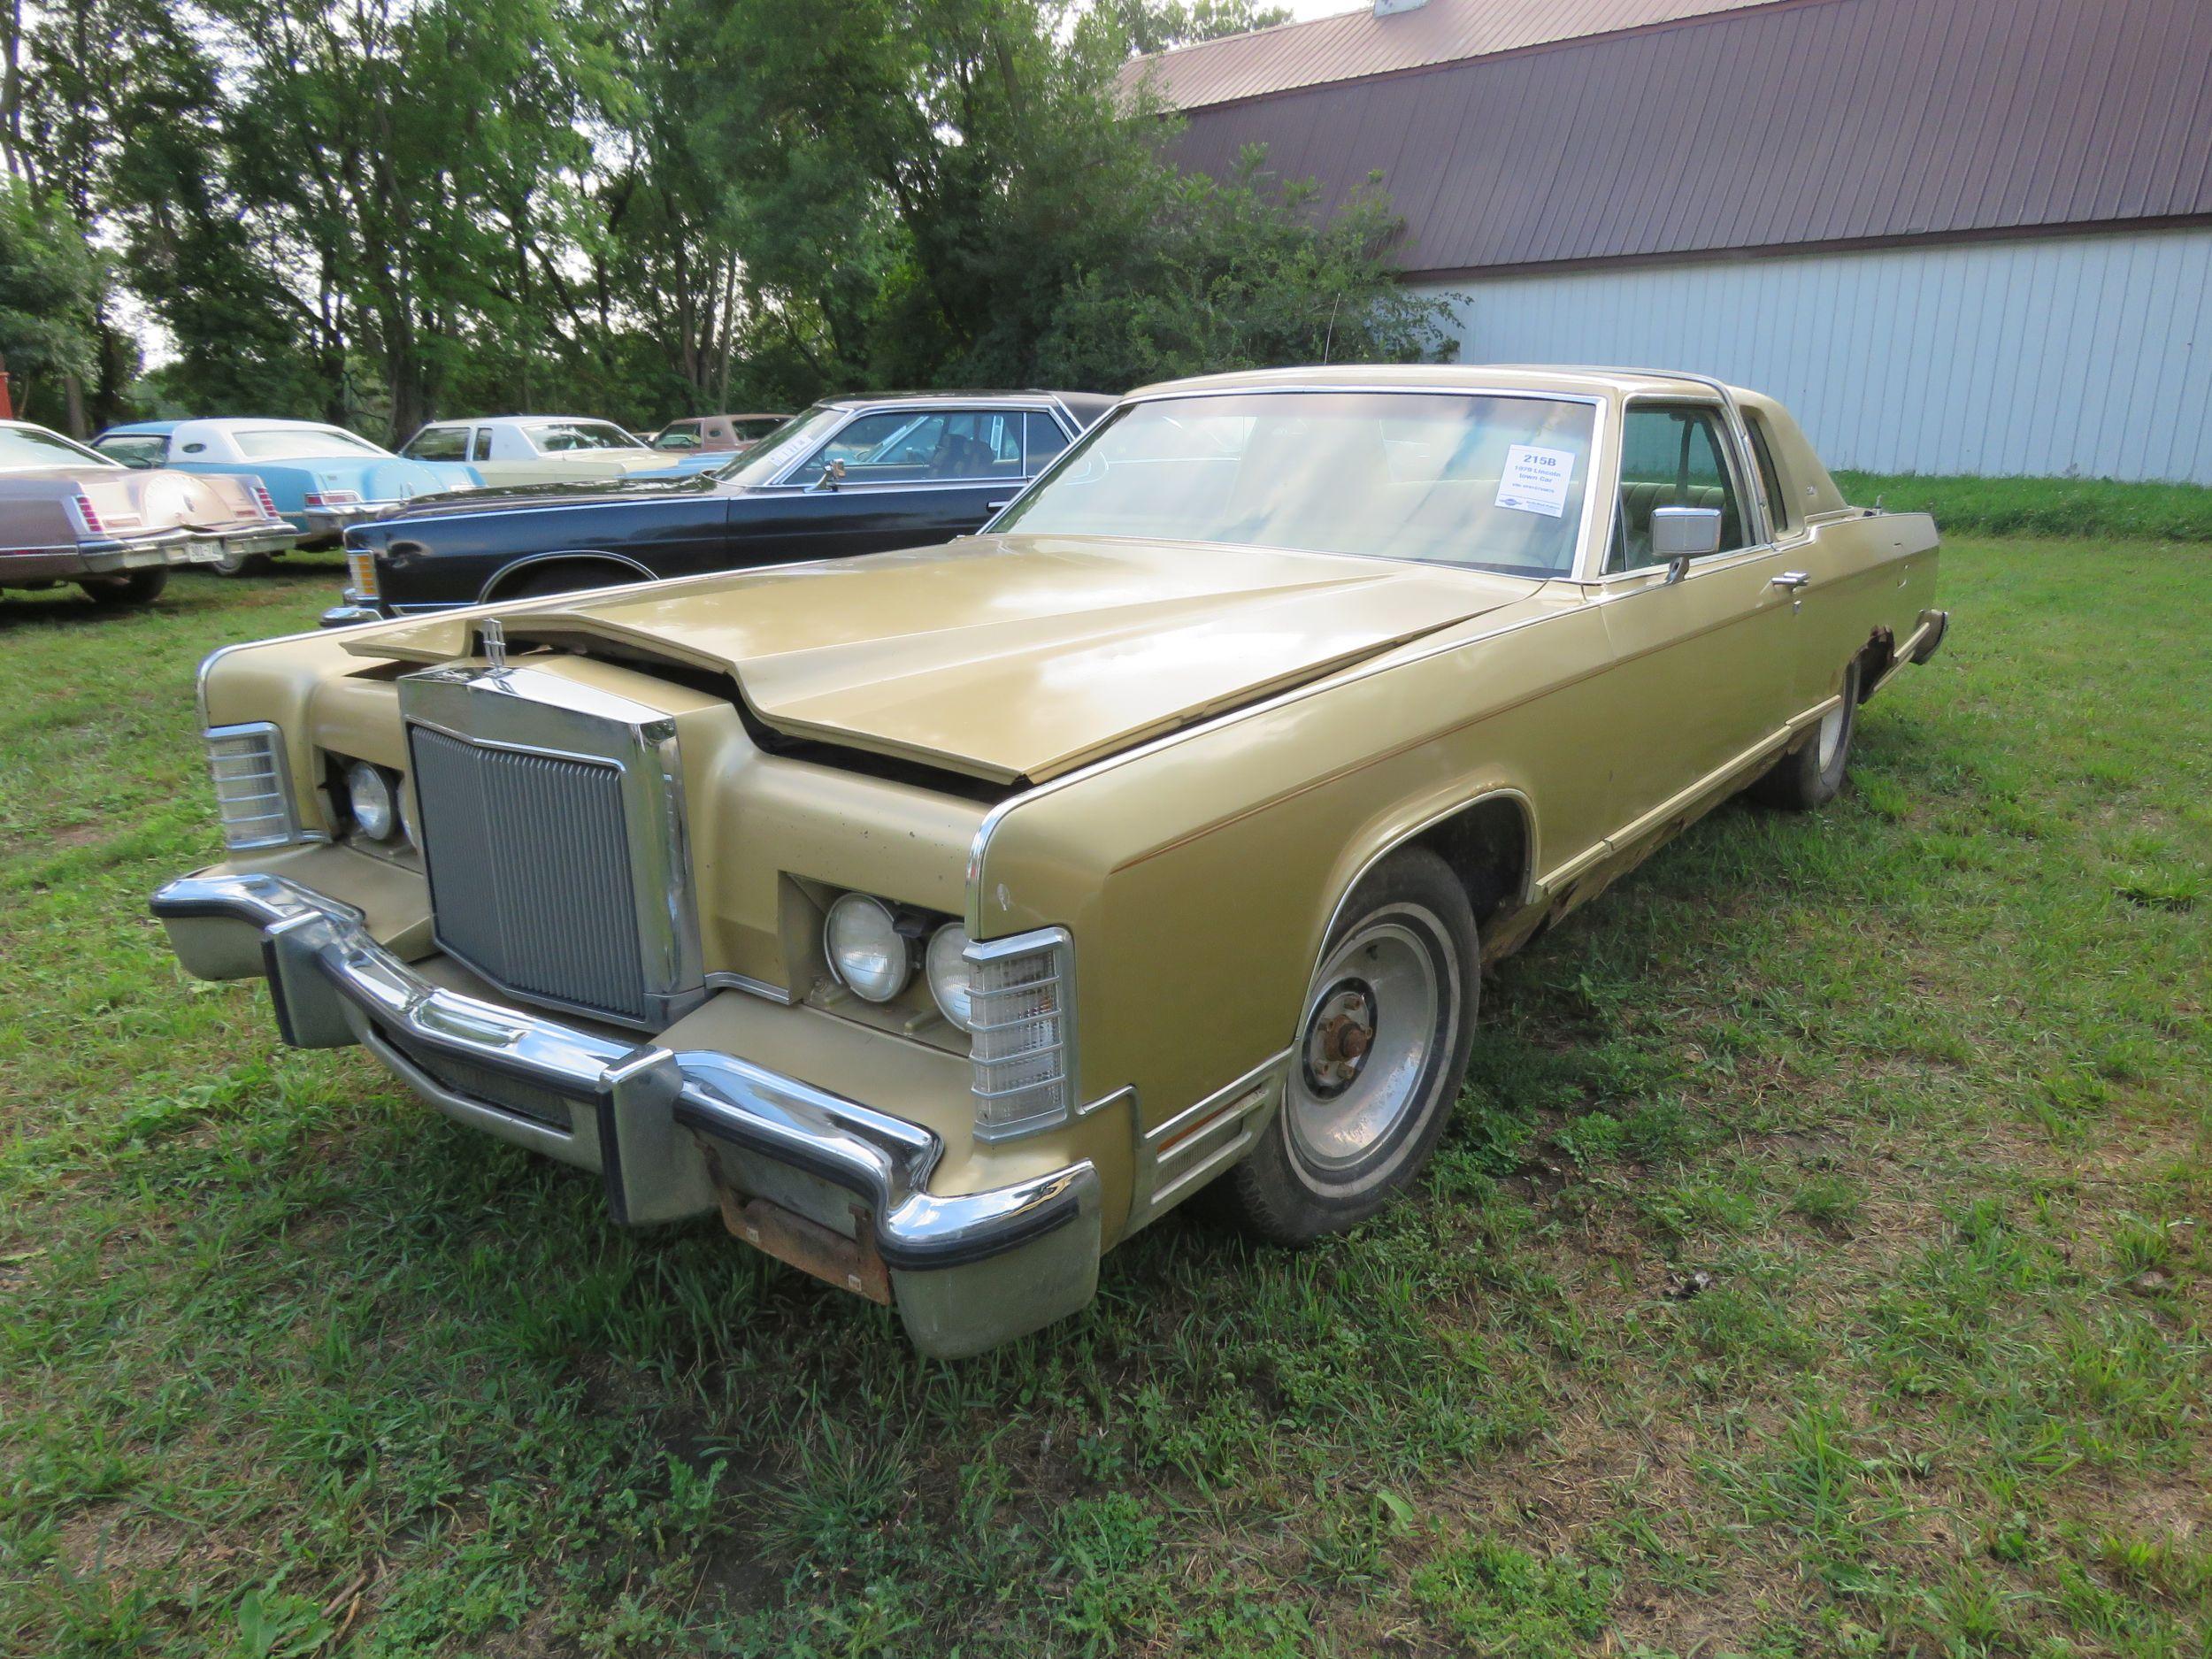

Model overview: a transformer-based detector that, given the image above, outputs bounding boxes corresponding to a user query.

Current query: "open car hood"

[345,535,1541,786]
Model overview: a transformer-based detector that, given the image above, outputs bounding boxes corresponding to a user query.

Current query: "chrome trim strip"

[703,970,796,1006]
[1125,1047,1291,1233]
[148,870,1095,1278]
[1534,709,1826,895]
[1311,786,1539,969]
[477,548,657,603]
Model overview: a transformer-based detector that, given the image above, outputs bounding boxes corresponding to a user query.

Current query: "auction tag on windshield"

[1495,446,1575,518]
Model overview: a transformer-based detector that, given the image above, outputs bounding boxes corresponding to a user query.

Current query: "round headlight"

[824,894,910,1003]
[926,922,975,1032]
[346,761,396,841]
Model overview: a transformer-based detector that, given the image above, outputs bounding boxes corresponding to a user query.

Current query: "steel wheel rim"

[1816,699,1847,771]
[1285,913,1443,1172]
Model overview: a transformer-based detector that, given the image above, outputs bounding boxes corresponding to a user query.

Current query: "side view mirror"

[811,457,847,492]
[1650,505,1722,581]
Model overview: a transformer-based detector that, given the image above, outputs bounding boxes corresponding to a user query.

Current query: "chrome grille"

[409,726,650,1024]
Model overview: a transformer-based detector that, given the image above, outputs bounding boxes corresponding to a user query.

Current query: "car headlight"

[926,922,975,1031]
[346,761,397,841]
[824,894,910,1002]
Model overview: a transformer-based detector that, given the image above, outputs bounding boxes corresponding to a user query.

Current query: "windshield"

[715,405,842,485]
[524,420,647,453]
[234,426,388,460]
[995,390,1598,578]
[0,424,119,471]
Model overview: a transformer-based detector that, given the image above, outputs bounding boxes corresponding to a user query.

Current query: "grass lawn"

[1,542,2206,1657]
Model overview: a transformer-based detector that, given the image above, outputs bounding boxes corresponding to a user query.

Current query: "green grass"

[1833,470,2212,541]
[2,543,2208,1656]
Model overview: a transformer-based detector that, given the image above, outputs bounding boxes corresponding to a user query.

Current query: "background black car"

[326,391,1115,625]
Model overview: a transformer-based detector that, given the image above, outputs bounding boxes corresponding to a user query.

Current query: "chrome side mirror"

[1650,505,1722,581]
[810,457,847,493]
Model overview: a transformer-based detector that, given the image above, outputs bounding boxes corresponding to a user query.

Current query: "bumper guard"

[150,870,1101,1356]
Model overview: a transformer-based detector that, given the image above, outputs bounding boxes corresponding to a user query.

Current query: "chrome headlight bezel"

[823,893,913,1004]
[344,760,398,842]
[925,921,976,1033]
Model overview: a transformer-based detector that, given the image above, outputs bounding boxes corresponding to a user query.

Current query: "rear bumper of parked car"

[149,868,1102,1358]
[201,521,297,561]
[73,528,228,578]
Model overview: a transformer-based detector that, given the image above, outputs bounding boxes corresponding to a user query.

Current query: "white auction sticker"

[1494,445,1576,518]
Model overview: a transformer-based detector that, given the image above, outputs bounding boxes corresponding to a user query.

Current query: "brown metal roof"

[1122,0,1783,112]
[1157,0,2212,277]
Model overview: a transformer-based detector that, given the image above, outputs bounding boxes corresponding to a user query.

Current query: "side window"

[1024,412,1070,473]
[471,428,494,462]
[1743,412,1796,536]
[1609,403,1748,572]
[788,410,1036,485]
[96,435,167,468]
[789,411,945,485]
[405,426,469,462]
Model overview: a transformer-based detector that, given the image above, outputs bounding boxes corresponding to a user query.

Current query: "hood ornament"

[480,617,508,672]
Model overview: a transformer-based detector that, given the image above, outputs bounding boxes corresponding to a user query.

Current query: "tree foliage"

[8,0,1456,437]
[0,178,101,417]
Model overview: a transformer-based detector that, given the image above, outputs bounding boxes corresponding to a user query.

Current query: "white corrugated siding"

[1415,227,2212,481]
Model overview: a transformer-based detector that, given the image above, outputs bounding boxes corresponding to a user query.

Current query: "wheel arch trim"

[477,549,657,603]
[1310,785,1539,980]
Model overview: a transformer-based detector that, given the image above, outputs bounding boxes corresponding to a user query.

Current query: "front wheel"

[1217,846,1479,1244]
[210,548,274,577]
[1753,659,1861,810]
[79,567,169,606]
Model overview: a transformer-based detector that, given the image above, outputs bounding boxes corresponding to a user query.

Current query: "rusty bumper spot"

[714,1187,893,1306]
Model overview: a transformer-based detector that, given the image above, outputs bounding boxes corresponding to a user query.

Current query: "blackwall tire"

[1217,846,1479,1245]
[80,567,170,606]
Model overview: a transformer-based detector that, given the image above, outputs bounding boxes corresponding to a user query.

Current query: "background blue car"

[90,418,482,570]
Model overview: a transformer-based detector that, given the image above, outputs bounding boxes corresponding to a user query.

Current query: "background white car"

[398,416,676,488]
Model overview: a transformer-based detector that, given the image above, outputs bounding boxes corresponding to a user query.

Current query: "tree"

[1100,0,1293,56]
[680,0,1452,400]
[0,179,100,423]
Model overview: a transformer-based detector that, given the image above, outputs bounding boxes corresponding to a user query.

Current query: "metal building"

[1126,0,2212,481]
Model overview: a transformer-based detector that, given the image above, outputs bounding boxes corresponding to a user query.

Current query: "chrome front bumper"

[150,870,1102,1357]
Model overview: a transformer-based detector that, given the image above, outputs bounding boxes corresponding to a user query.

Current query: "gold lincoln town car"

[153,365,1947,1356]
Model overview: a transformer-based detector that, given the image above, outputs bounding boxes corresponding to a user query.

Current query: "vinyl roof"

[1121,0,1782,112]
[1146,0,2212,277]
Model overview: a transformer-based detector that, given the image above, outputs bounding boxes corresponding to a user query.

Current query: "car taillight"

[251,483,280,519]
[345,549,380,600]
[303,489,362,509]
[71,493,104,535]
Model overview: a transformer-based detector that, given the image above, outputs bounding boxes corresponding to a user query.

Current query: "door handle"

[1770,571,1811,592]
[986,499,1013,510]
